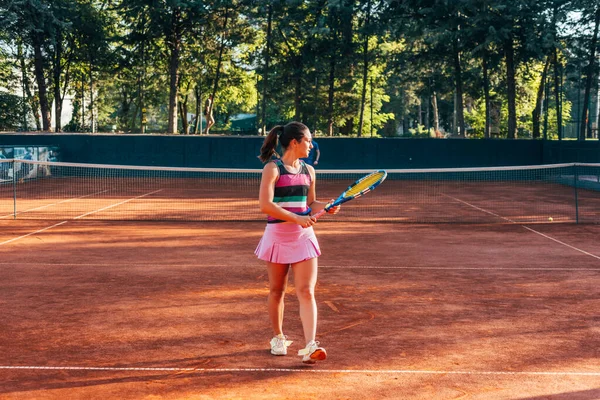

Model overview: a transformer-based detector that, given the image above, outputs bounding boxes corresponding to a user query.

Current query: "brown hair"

[258,121,309,163]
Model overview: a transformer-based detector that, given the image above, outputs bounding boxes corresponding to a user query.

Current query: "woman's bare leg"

[267,262,290,336]
[291,257,318,344]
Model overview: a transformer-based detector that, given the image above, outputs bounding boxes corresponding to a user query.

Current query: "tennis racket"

[313,170,387,219]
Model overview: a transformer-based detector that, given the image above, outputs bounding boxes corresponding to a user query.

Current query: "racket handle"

[313,209,327,220]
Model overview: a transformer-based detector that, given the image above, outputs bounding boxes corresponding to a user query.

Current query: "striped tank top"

[268,159,312,223]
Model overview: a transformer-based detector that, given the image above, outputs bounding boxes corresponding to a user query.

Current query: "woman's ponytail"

[258,125,284,163]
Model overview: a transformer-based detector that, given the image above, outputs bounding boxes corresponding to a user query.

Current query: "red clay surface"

[0,220,599,399]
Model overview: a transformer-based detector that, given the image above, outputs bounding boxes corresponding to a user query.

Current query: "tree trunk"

[533,56,550,139]
[357,0,372,137]
[89,61,95,133]
[327,54,335,136]
[432,91,440,136]
[543,71,550,139]
[194,84,201,134]
[453,36,465,137]
[119,86,131,132]
[179,97,188,135]
[208,6,229,129]
[294,61,302,121]
[597,72,600,137]
[139,71,145,134]
[505,37,517,139]
[81,75,85,130]
[53,27,69,133]
[261,4,272,135]
[313,76,319,132]
[139,40,146,134]
[482,54,491,138]
[53,28,63,132]
[425,83,430,130]
[179,79,191,135]
[580,6,600,140]
[139,13,148,134]
[18,40,40,130]
[167,7,182,134]
[553,48,562,140]
[326,10,339,137]
[18,42,28,130]
[399,87,406,136]
[130,101,139,132]
[32,39,51,131]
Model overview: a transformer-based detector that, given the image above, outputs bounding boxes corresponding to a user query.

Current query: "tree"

[2,0,57,131]
[532,56,551,138]
[357,0,373,137]
[579,3,600,140]
[1,0,592,138]
[0,92,27,130]
[386,0,470,136]
[116,0,206,134]
[489,0,544,139]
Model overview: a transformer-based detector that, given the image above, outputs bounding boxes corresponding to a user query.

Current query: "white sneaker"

[298,340,327,364]
[270,335,293,356]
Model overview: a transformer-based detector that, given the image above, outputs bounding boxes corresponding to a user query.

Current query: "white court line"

[0,221,69,246]
[0,365,599,376]
[441,193,515,223]
[0,189,164,246]
[322,265,600,271]
[0,189,111,219]
[442,194,600,261]
[0,262,599,271]
[519,226,600,261]
[74,189,163,219]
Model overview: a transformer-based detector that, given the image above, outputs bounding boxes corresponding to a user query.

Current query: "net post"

[573,163,579,224]
[12,160,16,220]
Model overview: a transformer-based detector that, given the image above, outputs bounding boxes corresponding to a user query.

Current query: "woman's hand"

[296,214,317,228]
[326,199,341,215]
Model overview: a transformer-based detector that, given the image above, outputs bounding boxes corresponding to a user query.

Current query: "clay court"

[0,161,600,399]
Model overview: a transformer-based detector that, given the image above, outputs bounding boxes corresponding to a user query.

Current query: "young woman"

[255,121,339,364]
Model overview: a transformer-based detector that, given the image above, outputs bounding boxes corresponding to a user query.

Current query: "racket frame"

[313,170,387,219]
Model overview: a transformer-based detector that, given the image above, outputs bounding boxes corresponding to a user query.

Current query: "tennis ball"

[548,217,553,222]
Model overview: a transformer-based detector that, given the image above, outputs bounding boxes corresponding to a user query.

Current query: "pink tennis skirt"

[255,223,321,264]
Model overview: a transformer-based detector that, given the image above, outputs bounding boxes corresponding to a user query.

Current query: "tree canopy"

[0,0,598,139]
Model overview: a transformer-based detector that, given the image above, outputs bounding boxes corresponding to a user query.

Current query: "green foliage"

[464,102,488,138]
[464,59,573,138]
[405,124,438,138]
[63,96,82,132]
[0,92,27,131]
[0,0,592,138]
[0,32,16,90]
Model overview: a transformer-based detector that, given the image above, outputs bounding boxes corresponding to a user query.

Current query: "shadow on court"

[516,389,600,400]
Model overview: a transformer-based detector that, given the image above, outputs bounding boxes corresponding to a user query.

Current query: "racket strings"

[345,172,386,197]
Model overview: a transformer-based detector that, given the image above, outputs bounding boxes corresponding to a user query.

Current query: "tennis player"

[255,121,339,364]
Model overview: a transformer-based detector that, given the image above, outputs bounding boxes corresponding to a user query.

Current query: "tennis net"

[1,160,599,224]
